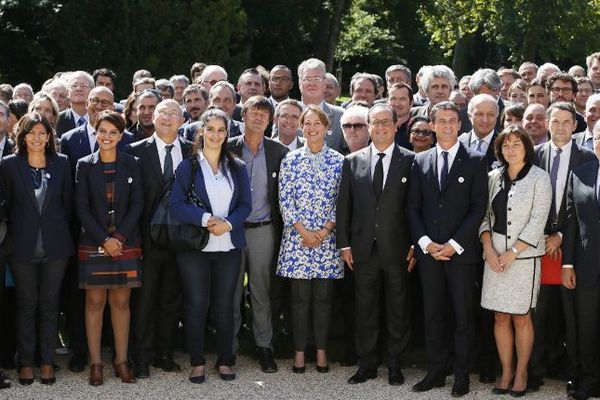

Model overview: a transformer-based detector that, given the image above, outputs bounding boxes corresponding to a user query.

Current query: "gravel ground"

[0,353,571,400]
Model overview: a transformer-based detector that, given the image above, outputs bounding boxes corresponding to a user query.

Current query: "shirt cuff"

[418,236,432,254]
[448,239,464,255]
[562,264,574,269]
[556,231,563,239]
[201,212,212,227]
[224,219,233,232]
[340,247,351,251]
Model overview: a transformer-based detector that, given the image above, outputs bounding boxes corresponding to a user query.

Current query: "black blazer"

[60,125,136,178]
[562,159,600,287]
[573,130,593,149]
[458,98,505,133]
[336,145,415,265]
[227,135,289,237]
[56,108,78,137]
[407,143,489,263]
[458,130,498,170]
[75,151,143,247]
[2,138,14,157]
[533,141,595,234]
[124,135,193,248]
[0,153,74,263]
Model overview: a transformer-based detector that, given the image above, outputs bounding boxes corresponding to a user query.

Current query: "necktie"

[163,144,174,183]
[77,117,86,127]
[373,152,385,200]
[549,147,562,219]
[585,137,593,150]
[440,151,449,189]
[475,139,484,153]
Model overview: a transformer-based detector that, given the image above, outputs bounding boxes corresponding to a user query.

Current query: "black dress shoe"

[19,377,34,386]
[388,368,405,386]
[0,371,10,389]
[257,347,277,373]
[412,373,446,392]
[451,376,470,397]
[153,356,181,372]
[568,389,591,400]
[567,380,578,395]
[347,368,377,384]
[134,363,150,379]
[40,376,56,385]
[492,387,509,395]
[68,354,87,373]
[509,389,526,397]
[292,365,305,374]
[316,364,329,373]
[189,375,205,384]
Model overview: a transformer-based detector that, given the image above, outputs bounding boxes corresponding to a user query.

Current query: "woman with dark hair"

[28,92,60,128]
[277,105,344,374]
[75,110,142,386]
[500,103,526,129]
[122,92,138,130]
[408,116,435,153]
[0,112,73,385]
[7,99,28,138]
[479,125,552,395]
[169,108,251,384]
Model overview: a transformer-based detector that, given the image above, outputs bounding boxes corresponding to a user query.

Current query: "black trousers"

[419,258,476,379]
[575,282,600,392]
[290,278,334,352]
[64,256,87,358]
[354,246,410,369]
[134,247,182,364]
[11,258,68,366]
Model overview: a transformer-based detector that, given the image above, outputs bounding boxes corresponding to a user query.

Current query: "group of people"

[0,54,599,400]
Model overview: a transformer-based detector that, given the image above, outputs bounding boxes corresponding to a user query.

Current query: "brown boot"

[113,362,136,383]
[89,363,103,386]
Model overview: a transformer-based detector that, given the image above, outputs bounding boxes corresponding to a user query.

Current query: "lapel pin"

[45,173,51,179]
[401,177,407,183]
[458,177,465,183]
[272,172,277,178]
[128,177,133,183]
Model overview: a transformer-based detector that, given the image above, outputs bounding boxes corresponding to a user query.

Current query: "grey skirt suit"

[480,165,552,314]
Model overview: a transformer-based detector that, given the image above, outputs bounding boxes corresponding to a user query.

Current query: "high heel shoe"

[89,363,104,386]
[316,364,329,373]
[113,362,136,383]
[214,365,235,381]
[292,364,305,374]
[189,366,206,384]
[18,367,34,386]
[40,364,56,385]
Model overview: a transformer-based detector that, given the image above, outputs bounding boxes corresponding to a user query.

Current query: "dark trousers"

[64,256,87,357]
[561,286,579,381]
[354,247,410,369]
[290,278,334,351]
[134,247,182,364]
[177,249,240,367]
[11,258,68,366]
[575,283,600,392]
[341,264,355,357]
[530,285,565,377]
[419,258,476,379]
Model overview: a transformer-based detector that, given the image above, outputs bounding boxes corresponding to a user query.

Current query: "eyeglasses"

[278,113,300,120]
[301,76,324,84]
[550,87,574,94]
[89,97,113,108]
[270,76,292,83]
[70,83,91,90]
[410,129,434,137]
[201,79,223,86]
[342,123,367,130]
[369,119,393,128]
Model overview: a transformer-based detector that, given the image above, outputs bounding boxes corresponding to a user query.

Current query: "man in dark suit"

[458,69,505,134]
[458,93,499,169]
[0,101,14,157]
[125,100,193,378]
[228,96,288,372]
[410,65,455,119]
[56,71,94,137]
[530,102,596,394]
[562,127,600,400]
[337,103,415,386]
[547,73,587,133]
[573,93,600,150]
[408,101,488,397]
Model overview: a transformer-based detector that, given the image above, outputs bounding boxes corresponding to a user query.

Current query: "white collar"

[436,141,461,158]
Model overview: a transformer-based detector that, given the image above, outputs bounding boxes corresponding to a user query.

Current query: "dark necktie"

[77,117,86,127]
[440,151,449,189]
[373,152,385,200]
[549,147,562,219]
[163,144,174,183]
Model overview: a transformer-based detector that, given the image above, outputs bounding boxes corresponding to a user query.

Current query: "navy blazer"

[0,153,74,263]
[75,151,143,247]
[563,159,600,287]
[169,156,252,249]
[407,143,489,263]
[60,125,135,178]
[458,130,498,170]
[56,108,79,137]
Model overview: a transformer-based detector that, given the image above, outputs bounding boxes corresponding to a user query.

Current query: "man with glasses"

[199,65,228,91]
[340,105,369,154]
[273,99,304,151]
[387,82,414,149]
[546,73,587,133]
[56,71,95,137]
[268,65,293,109]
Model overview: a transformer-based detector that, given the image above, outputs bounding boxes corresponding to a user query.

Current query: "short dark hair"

[94,110,125,133]
[388,82,414,100]
[190,62,207,79]
[241,95,274,123]
[183,84,209,102]
[430,101,460,122]
[546,101,577,121]
[500,103,525,127]
[8,99,28,120]
[15,112,57,156]
[350,73,378,95]
[408,115,431,131]
[0,84,13,103]
[368,103,397,124]
[93,68,117,84]
[546,72,578,94]
[494,124,535,167]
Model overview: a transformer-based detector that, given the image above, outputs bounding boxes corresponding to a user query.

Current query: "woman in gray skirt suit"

[479,125,552,396]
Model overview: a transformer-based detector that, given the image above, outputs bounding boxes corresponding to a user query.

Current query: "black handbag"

[150,157,210,251]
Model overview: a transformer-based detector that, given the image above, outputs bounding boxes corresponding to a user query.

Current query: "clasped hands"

[103,237,123,257]
[426,242,457,261]
[483,245,516,273]
[207,216,231,236]
[299,227,330,248]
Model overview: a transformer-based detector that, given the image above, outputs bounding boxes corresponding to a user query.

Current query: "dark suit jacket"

[56,109,84,138]
[124,135,193,249]
[459,98,505,133]
[533,141,595,234]
[60,125,135,177]
[407,143,489,263]
[75,151,143,247]
[227,135,289,237]
[1,138,14,157]
[458,130,498,170]
[337,145,415,265]
[0,153,74,263]
[574,130,593,149]
[169,156,252,249]
[562,159,600,287]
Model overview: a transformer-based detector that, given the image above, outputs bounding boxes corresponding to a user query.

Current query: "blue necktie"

[474,139,484,154]
[77,117,86,127]
[440,151,449,189]
[549,148,562,219]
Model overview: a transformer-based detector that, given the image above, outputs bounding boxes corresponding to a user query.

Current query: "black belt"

[244,220,272,229]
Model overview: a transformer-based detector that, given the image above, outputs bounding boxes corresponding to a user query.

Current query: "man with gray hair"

[341,104,370,154]
[344,73,378,108]
[155,79,175,100]
[574,93,600,149]
[170,75,190,106]
[413,66,431,106]
[56,71,95,136]
[386,64,412,88]
[411,65,455,118]
[537,63,561,84]
[324,73,340,105]
[586,52,600,90]
[459,93,500,168]
[298,58,346,152]
[518,62,538,84]
[199,65,228,91]
[12,83,34,103]
[459,68,505,133]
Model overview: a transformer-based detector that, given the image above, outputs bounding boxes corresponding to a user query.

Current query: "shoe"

[451,376,470,397]
[492,387,509,394]
[189,375,205,384]
[134,362,150,379]
[113,361,136,383]
[215,365,235,381]
[568,389,594,400]
[526,374,543,392]
[39,364,55,385]
[88,363,104,386]
[412,372,445,392]
[292,365,305,374]
[567,380,578,395]
[347,368,377,384]
[388,368,405,386]
[152,356,181,372]
[0,371,10,389]
[68,353,87,373]
[257,347,277,373]
[509,389,527,397]
[316,364,329,373]
[18,367,34,386]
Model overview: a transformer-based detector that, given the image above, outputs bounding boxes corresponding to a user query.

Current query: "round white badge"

[458,177,465,183]
[401,177,407,183]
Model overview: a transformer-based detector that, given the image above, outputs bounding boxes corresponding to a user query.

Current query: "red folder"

[541,254,562,285]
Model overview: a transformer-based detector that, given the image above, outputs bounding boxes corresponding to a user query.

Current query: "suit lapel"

[146,137,163,181]
[87,152,109,207]
[541,142,551,171]
[379,146,402,200]
[428,149,441,195]
[442,144,465,192]
[17,156,40,213]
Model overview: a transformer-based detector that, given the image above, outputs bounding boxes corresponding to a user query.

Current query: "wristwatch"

[510,246,519,255]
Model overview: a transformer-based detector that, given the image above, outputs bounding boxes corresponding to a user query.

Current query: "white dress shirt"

[370,142,394,189]
[86,123,97,153]
[154,133,183,175]
[469,130,495,154]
